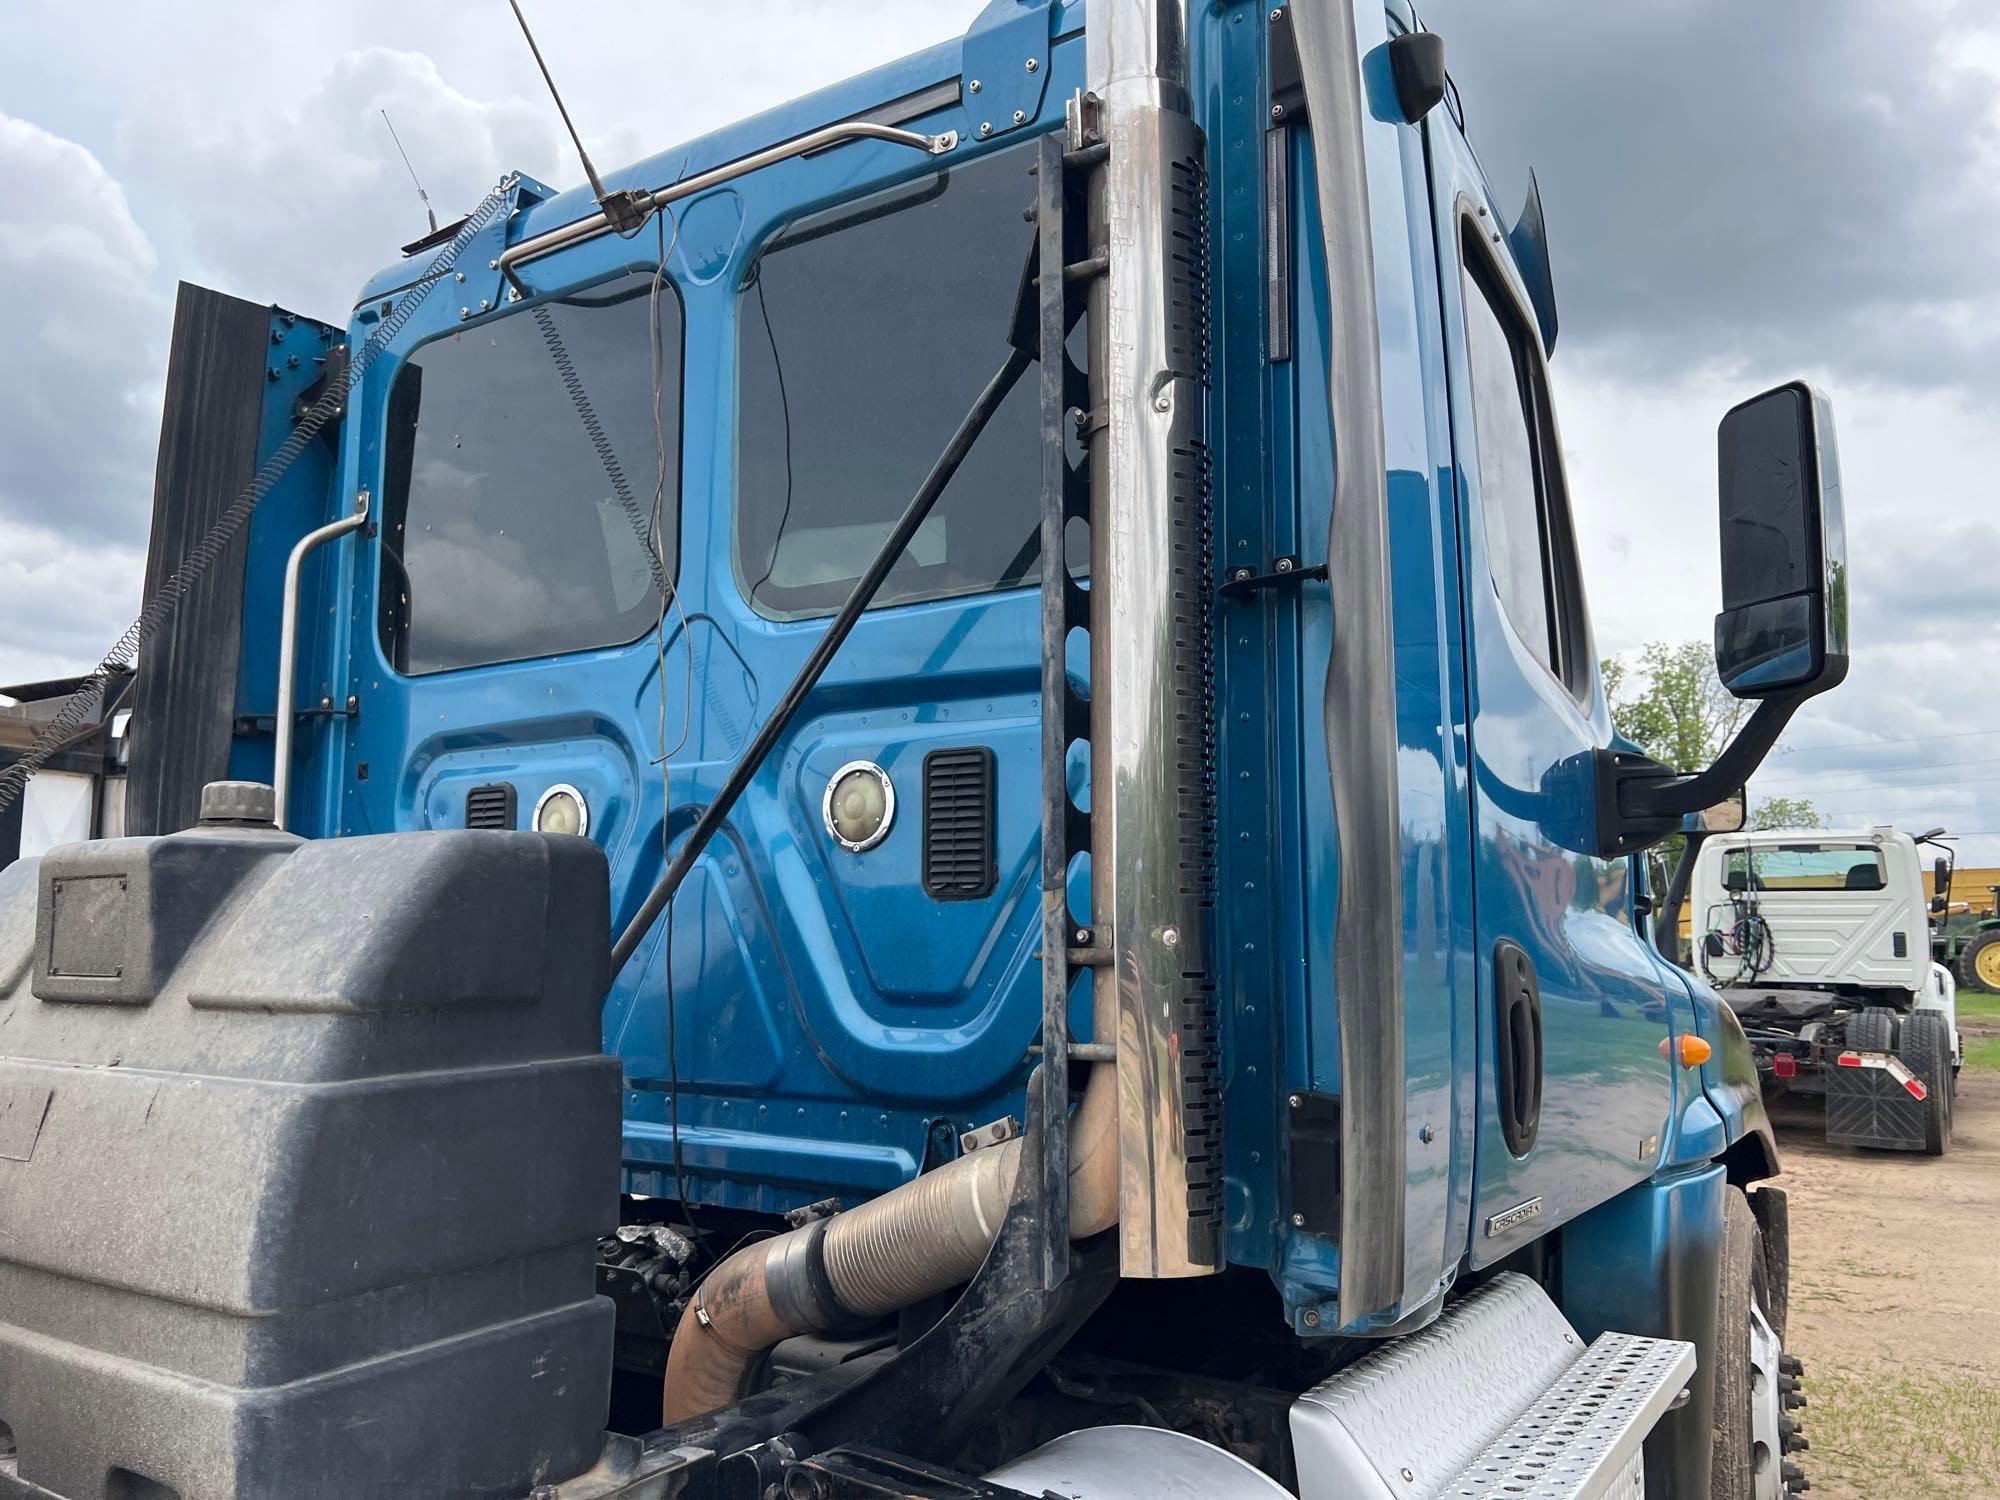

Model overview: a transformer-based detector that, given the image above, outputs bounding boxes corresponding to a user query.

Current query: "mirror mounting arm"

[1592,691,1810,859]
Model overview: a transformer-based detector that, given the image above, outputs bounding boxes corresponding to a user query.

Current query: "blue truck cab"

[0,2,1851,1497]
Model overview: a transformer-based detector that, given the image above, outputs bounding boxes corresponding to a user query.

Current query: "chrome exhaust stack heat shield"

[1083,0,1223,1279]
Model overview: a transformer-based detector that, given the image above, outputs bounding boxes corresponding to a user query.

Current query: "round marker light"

[824,761,894,852]
[533,783,589,838]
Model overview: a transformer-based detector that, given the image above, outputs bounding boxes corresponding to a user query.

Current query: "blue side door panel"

[318,22,1090,1217]
[1420,109,1678,1262]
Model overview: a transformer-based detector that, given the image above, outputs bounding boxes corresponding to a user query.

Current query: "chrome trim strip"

[1087,0,1223,1279]
[1290,0,1406,1326]
[497,121,958,286]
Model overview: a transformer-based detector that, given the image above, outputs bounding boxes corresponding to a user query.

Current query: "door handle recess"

[1494,940,1543,1157]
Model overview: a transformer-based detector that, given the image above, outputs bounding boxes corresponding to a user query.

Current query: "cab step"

[1290,1273,1695,1500]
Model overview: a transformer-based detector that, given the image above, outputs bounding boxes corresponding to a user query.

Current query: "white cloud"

[0,113,166,552]
[0,516,145,685]
[0,114,163,688]
[116,47,567,323]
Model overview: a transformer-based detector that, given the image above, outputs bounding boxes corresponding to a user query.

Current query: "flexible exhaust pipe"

[662,985,1118,1423]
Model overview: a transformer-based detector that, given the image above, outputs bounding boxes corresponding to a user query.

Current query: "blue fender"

[1676,967,1782,1184]
[1560,1163,1726,1496]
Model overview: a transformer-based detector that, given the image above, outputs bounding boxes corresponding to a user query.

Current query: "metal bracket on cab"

[234,697,358,737]
[962,0,1058,142]
[1266,6,1305,363]
[1286,1091,1341,1236]
[1219,556,1329,598]
[960,1115,1022,1154]
[454,173,555,320]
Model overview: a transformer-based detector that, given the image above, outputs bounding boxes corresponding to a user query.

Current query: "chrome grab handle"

[273,491,370,831]
[498,121,958,289]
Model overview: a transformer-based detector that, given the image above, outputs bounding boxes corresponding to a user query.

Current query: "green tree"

[1602,640,1826,860]
[1602,640,1749,772]
[1749,795,1826,831]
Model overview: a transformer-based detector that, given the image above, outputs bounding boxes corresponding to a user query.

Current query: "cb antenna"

[379,110,438,235]
[506,0,647,234]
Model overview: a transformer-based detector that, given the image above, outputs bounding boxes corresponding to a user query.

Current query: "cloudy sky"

[4,2,2000,856]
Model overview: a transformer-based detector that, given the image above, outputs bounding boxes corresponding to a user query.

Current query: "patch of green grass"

[1962,1034,2000,1074]
[1956,990,2000,1025]
[1804,1368,2000,1496]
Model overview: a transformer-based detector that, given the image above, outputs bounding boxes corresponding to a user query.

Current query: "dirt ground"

[1769,1042,2000,1495]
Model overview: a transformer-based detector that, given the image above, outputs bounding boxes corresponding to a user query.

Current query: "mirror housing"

[1592,384,1853,862]
[1714,383,1849,699]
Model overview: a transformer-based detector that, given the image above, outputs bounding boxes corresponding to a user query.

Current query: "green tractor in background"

[1930,846,2000,993]
[1903,831,2000,992]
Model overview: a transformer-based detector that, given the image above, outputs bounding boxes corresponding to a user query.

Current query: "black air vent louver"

[923,748,996,901]
[466,782,518,830]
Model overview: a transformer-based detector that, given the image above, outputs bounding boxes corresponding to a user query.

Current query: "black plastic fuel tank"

[0,786,620,1500]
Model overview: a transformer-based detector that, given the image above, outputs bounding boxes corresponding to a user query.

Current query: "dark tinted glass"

[1461,262,1554,670]
[379,273,680,675]
[736,146,1068,616]
[1717,385,1813,611]
[1725,845,1881,892]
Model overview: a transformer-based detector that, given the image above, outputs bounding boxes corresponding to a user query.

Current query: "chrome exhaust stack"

[1083,0,1223,1279]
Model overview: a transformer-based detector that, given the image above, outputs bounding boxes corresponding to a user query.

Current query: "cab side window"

[1459,228,1589,699]
[734,145,1065,618]
[378,272,680,675]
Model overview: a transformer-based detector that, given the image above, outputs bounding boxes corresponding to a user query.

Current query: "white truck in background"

[1691,826,1962,1153]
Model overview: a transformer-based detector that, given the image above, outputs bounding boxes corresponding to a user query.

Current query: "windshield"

[1724,844,1884,892]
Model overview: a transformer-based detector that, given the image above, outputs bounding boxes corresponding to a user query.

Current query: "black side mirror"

[1714,383,1849,698]
[1592,383,1853,861]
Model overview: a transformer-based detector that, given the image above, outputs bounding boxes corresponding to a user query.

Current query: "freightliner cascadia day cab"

[0,2,1853,1497]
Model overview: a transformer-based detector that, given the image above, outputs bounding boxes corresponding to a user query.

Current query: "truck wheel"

[1711,1189,1806,1498]
[1846,1006,1898,1053]
[1958,928,2000,994]
[1900,1011,1955,1156]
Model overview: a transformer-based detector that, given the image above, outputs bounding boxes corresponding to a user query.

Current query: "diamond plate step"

[1291,1273,1696,1500]
[1441,1331,1694,1498]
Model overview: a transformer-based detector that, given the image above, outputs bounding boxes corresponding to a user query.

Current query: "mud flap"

[1822,1048,1929,1151]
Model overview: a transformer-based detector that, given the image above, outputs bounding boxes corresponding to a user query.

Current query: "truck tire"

[1900,1011,1954,1156]
[1846,1006,1899,1053]
[1711,1189,1804,1498]
[1959,927,2000,994]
